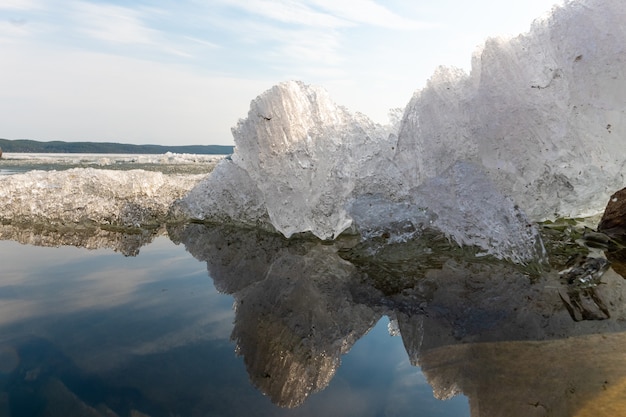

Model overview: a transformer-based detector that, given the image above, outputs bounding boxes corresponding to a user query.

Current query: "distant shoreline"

[0,138,233,155]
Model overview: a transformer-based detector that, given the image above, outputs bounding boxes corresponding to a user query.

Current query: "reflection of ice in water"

[171,222,626,415]
[0,235,474,417]
[1,212,626,415]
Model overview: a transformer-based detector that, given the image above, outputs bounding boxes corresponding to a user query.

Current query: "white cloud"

[0,0,43,11]
[0,17,32,41]
[222,0,431,30]
[64,2,196,59]
[183,35,220,49]
[223,0,352,28]
[205,0,436,85]
[0,0,566,145]
[71,2,158,45]
[271,27,343,64]
[309,0,435,30]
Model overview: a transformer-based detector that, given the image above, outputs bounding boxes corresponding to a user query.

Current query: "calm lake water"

[1,154,626,416]
[1,221,626,417]
[0,227,472,417]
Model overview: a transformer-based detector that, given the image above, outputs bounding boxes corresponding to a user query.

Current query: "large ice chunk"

[178,81,398,239]
[232,81,399,239]
[179,0,626,264]
[177,80,546,262]
[415,162,545,263]
[395,0,626,220]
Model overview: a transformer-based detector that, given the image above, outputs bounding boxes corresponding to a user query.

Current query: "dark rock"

[598,187,626,238]
[605,249,626,279]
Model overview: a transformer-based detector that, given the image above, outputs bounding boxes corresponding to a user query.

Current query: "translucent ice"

[178,0,625,263]
[176,80,398,240]
[3,0,624,266]
[348,162,546,263]
[396,0,626,220]
[177,80,545,262]
[0,152,223,176]
[413,162,545,264]
[0,168,203,228]
[170,159,271,229]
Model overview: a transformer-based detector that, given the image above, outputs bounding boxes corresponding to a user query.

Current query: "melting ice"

[176,0,626,263]
[0,168,205,228]
[3,0,626,265]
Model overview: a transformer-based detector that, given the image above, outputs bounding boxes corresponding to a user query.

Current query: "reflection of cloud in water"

[130,311,234,356]
[0,245,165,325]
[0,236,235,375]
[0,345,19,373]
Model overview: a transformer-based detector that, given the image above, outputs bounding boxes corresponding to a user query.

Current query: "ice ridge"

[176,81,544,263]
[0,168,203,228]
[178,0,625,263]
[1,0,619,266]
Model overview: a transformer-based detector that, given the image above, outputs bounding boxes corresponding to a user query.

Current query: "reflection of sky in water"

[288,317,469,417]
[0,238,469,417]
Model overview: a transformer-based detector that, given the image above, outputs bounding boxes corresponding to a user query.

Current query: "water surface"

[0,232,471,417]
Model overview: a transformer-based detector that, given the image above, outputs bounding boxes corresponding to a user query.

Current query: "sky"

[0,0,563,146]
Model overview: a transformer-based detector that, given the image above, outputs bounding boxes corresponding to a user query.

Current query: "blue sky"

[1,0,561,146]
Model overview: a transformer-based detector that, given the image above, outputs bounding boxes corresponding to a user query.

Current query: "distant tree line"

[0,138,234,155]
